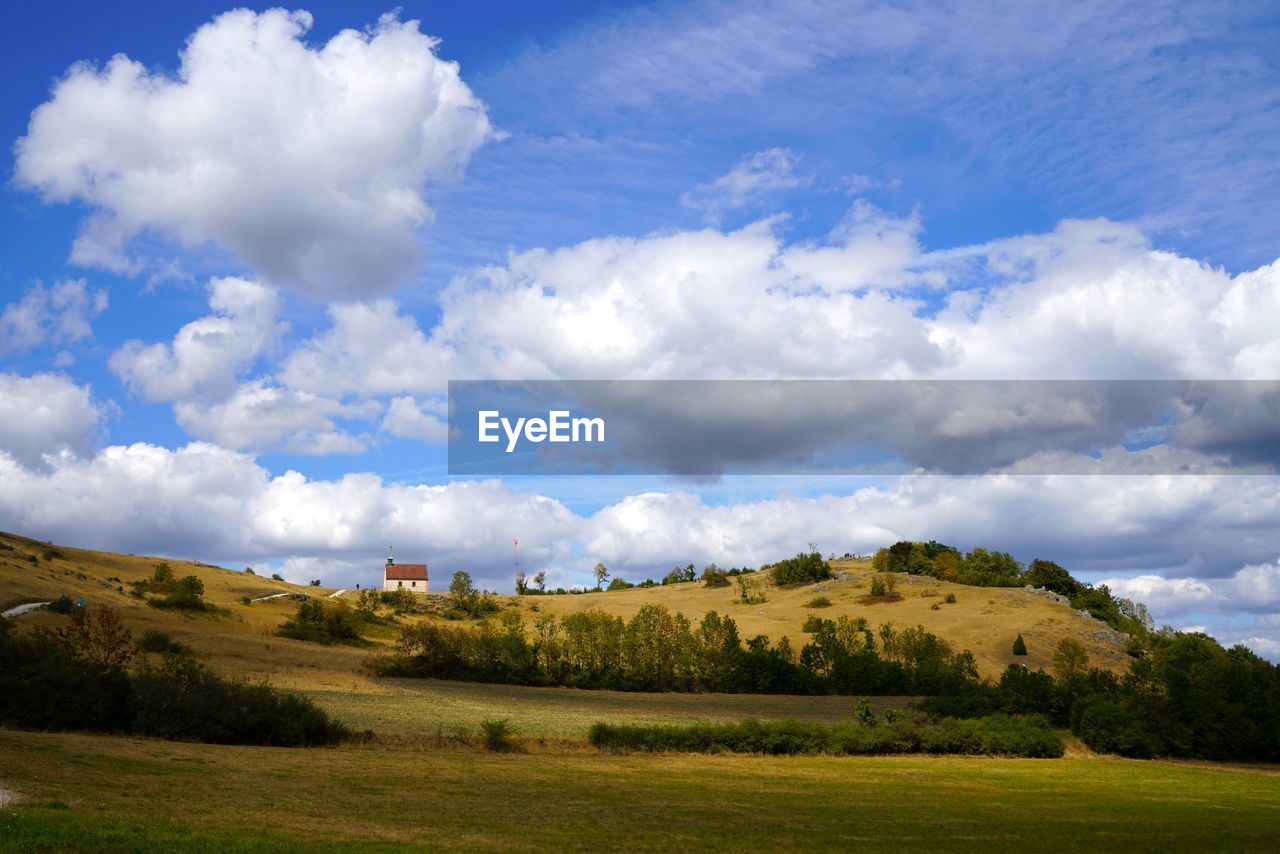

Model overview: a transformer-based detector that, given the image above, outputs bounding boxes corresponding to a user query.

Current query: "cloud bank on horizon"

[1,2,1278,658]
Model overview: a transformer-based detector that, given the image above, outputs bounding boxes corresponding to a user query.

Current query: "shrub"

[588,715,1062,758]
[0,610,345,746]
[736,575,767,605]
[380,588,418,613]
[480,718,518,752]
[606,577,635,591]
[47,594,74,614]
[702,568,731,588]
[271,573,284,582]
[136,629,190,656]
[944,593,957,604]
[1012,634,1028,656]
[1076,701,1162,759]
[277,601,367,646]
[148,575,212,612]
[152,563,174,585]
[805,596,832,608]
[772,550,832,586]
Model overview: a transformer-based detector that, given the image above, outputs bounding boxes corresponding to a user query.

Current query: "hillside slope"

[0,530,1131,685]
[518,561,1132,677]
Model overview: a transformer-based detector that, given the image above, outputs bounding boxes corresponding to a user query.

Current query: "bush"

[47,594,74,614]
[805,596,832,608]
[1076,701,1162,759]
[944,593,957,604]
[588,715,1063,758]
[702,569,731,588]
[736,575,767,605]
[277,601,367,646]
[480,718,518,752]
[136,629,190,656]
[606,577,635,591]
[1012,634,1028,656]
[0,610,345,746]
[148,575,213,612]
[772,550,832,586]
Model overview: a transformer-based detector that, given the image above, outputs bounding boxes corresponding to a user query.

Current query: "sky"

[1,1,1278,658]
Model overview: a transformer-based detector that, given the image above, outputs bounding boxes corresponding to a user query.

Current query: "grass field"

[303,678,919,740]
[2,728,1279,851]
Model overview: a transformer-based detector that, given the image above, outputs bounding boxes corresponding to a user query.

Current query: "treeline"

[373,605,979,696]
[872,541,1153,638]
[588,714,1064,758]
[0,608,346,746]
[923,631,1280,762]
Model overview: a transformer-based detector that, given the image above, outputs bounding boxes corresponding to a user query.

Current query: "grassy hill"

[0,529,1131,696]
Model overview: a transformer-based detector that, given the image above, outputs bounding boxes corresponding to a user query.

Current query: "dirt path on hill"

[0,601,48,619]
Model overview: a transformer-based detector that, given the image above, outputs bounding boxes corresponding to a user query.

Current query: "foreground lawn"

[303,678,918,739]
[2,728,1278,851]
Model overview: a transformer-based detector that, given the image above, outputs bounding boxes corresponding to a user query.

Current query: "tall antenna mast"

[514,535,520,578]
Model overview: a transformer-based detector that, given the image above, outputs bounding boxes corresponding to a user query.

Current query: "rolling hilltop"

[0,528,1131,688]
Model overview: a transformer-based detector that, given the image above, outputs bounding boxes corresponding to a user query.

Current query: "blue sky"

[1,1,1279,656]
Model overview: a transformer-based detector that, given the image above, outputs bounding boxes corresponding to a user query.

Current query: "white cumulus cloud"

[0,279,107,354]
[110,277,282,403]
[15,8,491,298]
[0,372,107,470]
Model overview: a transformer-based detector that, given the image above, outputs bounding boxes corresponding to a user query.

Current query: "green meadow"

[2,726,1279,852]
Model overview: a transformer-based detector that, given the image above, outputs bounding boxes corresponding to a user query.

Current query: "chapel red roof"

[385,563,428,581]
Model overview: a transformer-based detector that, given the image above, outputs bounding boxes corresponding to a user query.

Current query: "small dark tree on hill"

[1012,634,1028,656]
[533,570,547,592]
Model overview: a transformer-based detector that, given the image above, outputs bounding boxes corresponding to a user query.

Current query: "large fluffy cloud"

[15,9,490,298]
[281,215,1280,396]
[0,441,578,578]
[0,372,107,469]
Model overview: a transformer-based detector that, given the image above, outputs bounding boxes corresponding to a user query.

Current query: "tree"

[1053,638,1088,678]
[356,588,381,618]
[593,562,610,590]
[515,571,528,595]
[533,570,547,592]
[450,571,477,612]
[853,696,876,726]
[1025,559,1080,597]
[1012,634,1028,656]
[152,563,174,585]
[56,607,134,671]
